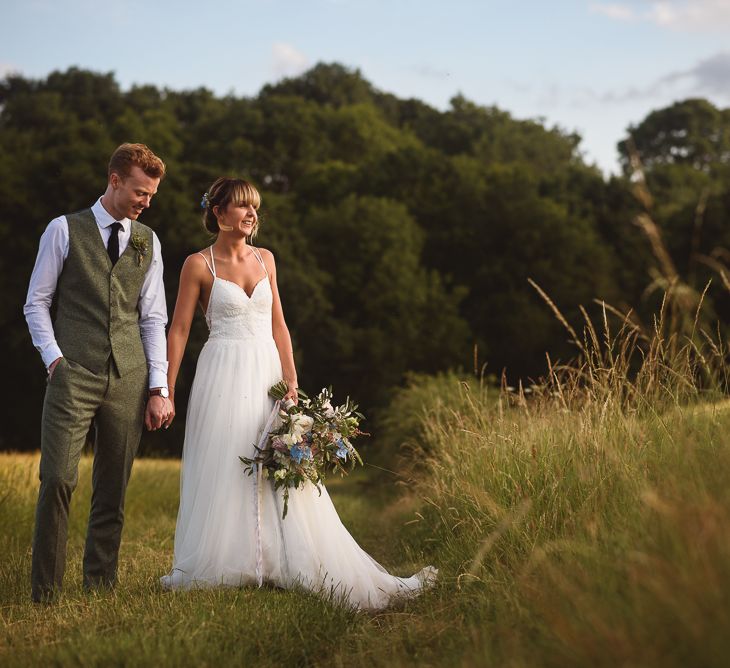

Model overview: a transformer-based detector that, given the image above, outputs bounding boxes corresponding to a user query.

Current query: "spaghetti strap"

[198,247,216,277]
[250,246,268,276]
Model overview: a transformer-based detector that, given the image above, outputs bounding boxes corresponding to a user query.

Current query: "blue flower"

[336,439,348,460]
[290,444,312,464]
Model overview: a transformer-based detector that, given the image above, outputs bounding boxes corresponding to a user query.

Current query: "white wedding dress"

[161,247,436,610]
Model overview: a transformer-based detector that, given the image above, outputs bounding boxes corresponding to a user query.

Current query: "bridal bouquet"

[240,381,366,518]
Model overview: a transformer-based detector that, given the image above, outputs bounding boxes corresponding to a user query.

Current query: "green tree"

[619,98,730,172]
[302,195,470,403]
[5,65,723,453]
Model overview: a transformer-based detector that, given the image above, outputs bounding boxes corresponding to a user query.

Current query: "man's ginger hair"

[108,143,166,180]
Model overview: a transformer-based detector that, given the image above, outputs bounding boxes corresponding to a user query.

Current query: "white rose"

[290,413,314,436]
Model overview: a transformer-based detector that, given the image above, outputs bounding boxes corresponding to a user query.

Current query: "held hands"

[145,395,174,431]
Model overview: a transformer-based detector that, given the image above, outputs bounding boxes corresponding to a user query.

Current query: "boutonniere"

[130,233,149,267]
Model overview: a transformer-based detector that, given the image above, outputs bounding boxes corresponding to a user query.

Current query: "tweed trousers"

[31,357,147,602]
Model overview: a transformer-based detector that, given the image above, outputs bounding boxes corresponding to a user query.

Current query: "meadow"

[3,309,730,666]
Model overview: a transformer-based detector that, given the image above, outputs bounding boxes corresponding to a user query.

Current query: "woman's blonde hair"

[202,177,261,237]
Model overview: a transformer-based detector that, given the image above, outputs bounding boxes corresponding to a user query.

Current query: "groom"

[24,143,172,602]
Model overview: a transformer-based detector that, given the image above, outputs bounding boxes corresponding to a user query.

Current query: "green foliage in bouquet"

[240,381,366,518]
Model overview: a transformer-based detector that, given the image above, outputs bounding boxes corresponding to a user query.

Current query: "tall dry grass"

[377,283,730,666]
[377,153,730,663]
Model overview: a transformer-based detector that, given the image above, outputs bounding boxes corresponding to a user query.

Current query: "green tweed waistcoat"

[53,208,154,376]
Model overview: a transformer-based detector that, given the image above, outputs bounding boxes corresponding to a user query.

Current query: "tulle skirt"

[161,337,436,609]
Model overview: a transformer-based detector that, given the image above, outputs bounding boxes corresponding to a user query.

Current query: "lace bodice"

[199,248,274,343]
[206,277,273,342]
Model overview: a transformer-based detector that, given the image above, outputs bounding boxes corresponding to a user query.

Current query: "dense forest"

[2,64,729,453]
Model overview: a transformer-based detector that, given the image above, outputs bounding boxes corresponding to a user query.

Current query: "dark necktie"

[107,222,123,264]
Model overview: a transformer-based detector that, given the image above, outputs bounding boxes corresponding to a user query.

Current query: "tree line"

[2,64,729,453]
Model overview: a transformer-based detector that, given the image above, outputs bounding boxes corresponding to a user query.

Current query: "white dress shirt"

[24,198,169,389]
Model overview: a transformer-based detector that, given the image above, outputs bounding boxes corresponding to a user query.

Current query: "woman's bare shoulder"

[255,246,275,262]
[254,245,273,257]
[255,246,276,273]
[182,250,213,275]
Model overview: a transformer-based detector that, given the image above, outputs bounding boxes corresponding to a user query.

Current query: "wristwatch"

[149,387,170,398]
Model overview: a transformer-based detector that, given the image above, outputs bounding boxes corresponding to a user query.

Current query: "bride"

[160,177,436,609]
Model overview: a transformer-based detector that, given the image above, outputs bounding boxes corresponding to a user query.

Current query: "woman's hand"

[283,380,298,407]
[163,391,176,429]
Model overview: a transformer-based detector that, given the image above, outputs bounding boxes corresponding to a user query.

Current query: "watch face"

[161,387,170,398]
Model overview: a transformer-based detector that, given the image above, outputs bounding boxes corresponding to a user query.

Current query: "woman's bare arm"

[162,254,208,427]
[262,248,298,404]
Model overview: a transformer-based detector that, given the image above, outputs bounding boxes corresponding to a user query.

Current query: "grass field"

[3,369,730,666]
[0,453,441,667]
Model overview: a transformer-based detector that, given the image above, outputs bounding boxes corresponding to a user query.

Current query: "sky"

[1,0,729,175]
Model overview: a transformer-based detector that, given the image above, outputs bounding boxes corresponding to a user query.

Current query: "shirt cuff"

[41,344,64,370]
[148,369,168,391]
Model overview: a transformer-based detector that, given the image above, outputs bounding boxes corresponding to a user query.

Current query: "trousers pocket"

[46,357,68,385]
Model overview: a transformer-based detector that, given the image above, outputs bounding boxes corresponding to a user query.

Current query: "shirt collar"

[92,198,131,231]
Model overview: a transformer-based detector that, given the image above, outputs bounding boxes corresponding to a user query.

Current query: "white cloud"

[660,51,730,97]
[271,42,309,78]
[591,0,730,31]
[590,3,637,21]
[648,0,730,28]
[532,51,730,109]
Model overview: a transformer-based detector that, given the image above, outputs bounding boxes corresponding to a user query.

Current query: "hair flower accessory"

[130,233,149,267]
[200,192,210,209]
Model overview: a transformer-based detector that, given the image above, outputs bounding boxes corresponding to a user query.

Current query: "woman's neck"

[213,235,253,259]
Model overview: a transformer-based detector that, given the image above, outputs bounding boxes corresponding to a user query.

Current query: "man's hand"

[145,395,172,431]
[48,357,63,380]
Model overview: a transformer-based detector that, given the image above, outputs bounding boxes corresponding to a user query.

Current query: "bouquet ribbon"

[253,399,283,587]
